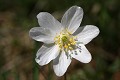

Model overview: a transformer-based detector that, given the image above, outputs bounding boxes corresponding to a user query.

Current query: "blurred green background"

[0,0,120,80]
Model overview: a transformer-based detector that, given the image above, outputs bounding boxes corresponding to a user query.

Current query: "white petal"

[76,25,100,44]
[35,44,60,66]
[61,6,83,34]
[37,12,62,35]
[53,50,71,76]
[71,44,92,63]
[29,27,55,43]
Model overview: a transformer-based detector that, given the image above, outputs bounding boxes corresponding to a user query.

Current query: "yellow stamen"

[54,29,77,51]
[68,43,70,46]
[64,44,68,49]
[69,47,73,50]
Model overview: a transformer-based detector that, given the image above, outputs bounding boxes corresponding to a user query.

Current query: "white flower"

[29,6,100,76]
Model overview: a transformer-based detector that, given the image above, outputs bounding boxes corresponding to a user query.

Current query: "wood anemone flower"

[29,6,100,76]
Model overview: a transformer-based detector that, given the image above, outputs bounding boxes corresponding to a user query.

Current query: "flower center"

[54,29,77,51]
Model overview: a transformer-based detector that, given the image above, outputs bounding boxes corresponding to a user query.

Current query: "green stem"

[64,73,67,80]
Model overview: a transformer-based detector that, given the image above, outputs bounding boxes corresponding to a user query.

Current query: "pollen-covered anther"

[54,30,77,51]
[64,44,68,48]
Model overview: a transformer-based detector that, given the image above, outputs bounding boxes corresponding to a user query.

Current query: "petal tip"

[35,58,45,66]
[36,12,46,19]
[53,68,65,77]
[91,25,100,36]
[71,5,81,8]
[71,5,83,12]
[29,27,35,39]
[56,73,64,77]
[36,12,42,19]
[82,54,92,63]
